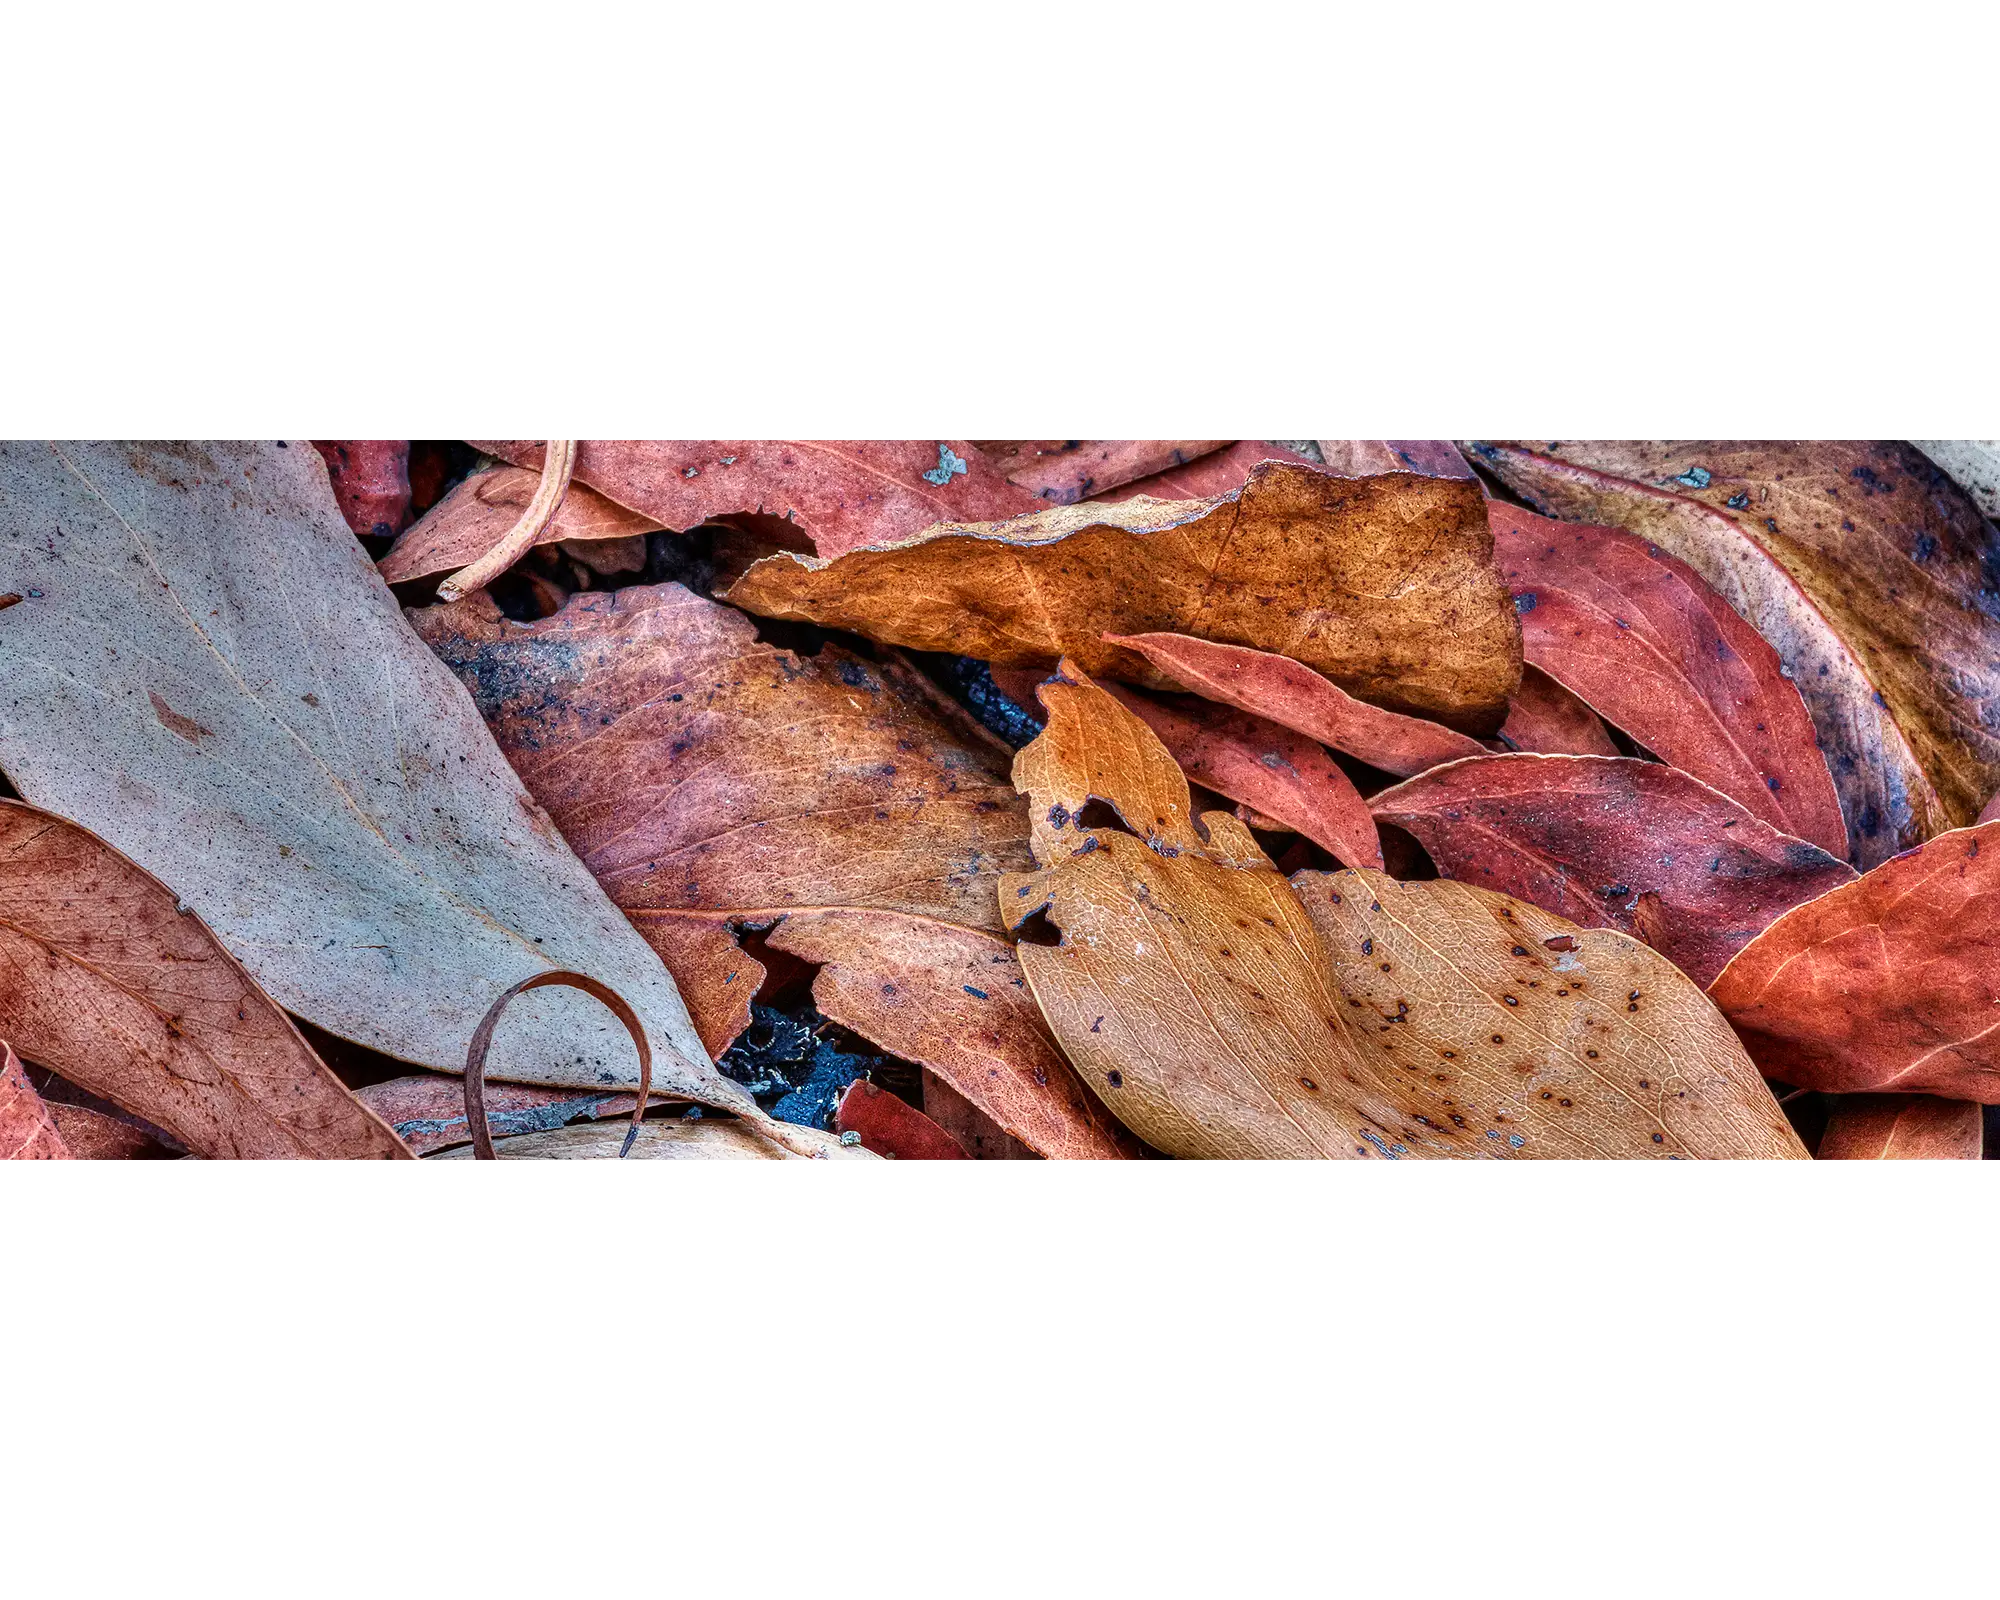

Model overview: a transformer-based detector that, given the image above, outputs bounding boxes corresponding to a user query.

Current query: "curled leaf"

[1709,821,2000,1100]
[726,461,1522,733]
[380,465,662,585]
[356,1074,637,1157]
[1815,1094,1983,1160]
[431,1119,864,1159]
[1370,754,1856,986]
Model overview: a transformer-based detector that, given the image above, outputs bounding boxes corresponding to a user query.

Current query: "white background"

[5,2,1997,1596]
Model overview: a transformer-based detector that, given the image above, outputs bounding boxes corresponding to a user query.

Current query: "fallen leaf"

[379,465,662,585]
[1370,754,1857,986]
[1099,680,1383,867]
[1107,631,1489,777]
[1497,665,1620,756]
[0,799,410,1158]
[409,582,1127,1158]
[46,1102,175,1160]
[1709,821,2000,1099]
[436,441,578,603]
[2,1040,70,1160]
[921,1071,1042,1158]
[972,441,1232,504]
[1912,440,2000,522]
[310,440,411,540]
[835,1079,968,1159]
[1315,440,1472,478]
[0,440,722,1105]
[1815,1094,1983,1159]
[1465,440,2000,863]
[1980,790,2000,827]
[429,1118,863,1159]
[725,460,1522,733]
[1287,870,1806,1159]
[1491,504,1846,857]
[1000,664,1801,1158]
[471,440,1039,560]
[355,1073,639,1157]
[1104,440,1317,500]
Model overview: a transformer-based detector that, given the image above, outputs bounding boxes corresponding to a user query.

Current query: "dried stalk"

[436,439,578,602]
[463,970,651,1160]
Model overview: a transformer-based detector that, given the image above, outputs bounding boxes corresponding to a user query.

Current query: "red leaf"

[2,1041,71,1160]
[1316,441,1473,478]
[1102,439,1317,500]
[1107,631,1488,777]
[835,1079,969,1159]
[1816,1094,1983,1159]
[310,440,412,540]
[1492,505,1846,858]
[1498,666,1620,756]
[1371,754,1856,986]
[1710,821,2000,1099]
[470,440,1039,560]
[972,441,1232,504]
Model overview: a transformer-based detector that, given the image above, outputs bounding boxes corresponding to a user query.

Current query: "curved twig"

[437,439,579,602]
[463,970,651,1159]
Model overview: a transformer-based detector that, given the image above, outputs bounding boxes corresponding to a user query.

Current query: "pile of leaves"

[5,437,1998,1160]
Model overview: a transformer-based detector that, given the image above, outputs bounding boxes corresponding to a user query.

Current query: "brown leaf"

[1370,754,1857,986]
[471,440,1039,560]
[2,1040,71,1160]
[429,1118,864,1159]
[725,460,1522,734]
[1108,631,1489,777]
[1103,440,1318,500]
[1498,664,1620,756]
[354,1073,639,1157]
[972,441,1232,504]
[379,465,662,585]
[1709,821,2000,1099]
[0,440,720,1105]
[1466,441,2000,863]
[47,1102,172,1160]
[1001,664,1802,1158]
[1492,504,1846,857]
[1815,1094,1983,1159]
[1315,440,1473,478]
[1099,680,1383,867]
[409,583,1124,1159]
[1287,871,1805,1159]
[0,800,410,1159]
[835,1079,968,1159]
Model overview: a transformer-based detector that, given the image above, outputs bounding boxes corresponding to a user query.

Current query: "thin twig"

[437,439,579,602]
[463,969,652,1159]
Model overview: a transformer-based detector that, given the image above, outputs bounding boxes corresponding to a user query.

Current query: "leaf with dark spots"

[1106,631,1489,777]
[408,583,1125,1159]
[1369,754,1856,986]
[310,440,410,541]
[1098,679,1383,867]
[1315,441,1473,479]
[379,465,662,585]
[1466,441,2000,862]
[1709,821,2000,1100]
[1498,666,1620,756]
[1489,504,1846,856]
[2,1040,70,1160]
[470,440,1038,561]
[835,1079,968,1159]
[1815,1094,1983,1159]
[0,800,410,1159]
[971,441,1232,505]
[725,461,1523,734]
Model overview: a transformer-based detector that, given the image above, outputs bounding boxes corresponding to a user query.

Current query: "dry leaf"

[355,1073,639,1157]
[2,1040,71,1160]
[972,441,1232,504]
[1815,1094,1983,1159]
[310,440,410,540]
[47,1102,172,1160]
[1370,754,1856,986]
[472,440,1039,560]
[379,465,662,585]
[1103,440,1318,501]
[1001,664,1802,1158]
[429,1118,862,1159]
[1466,440,2000,863]
[726,460,1522,733]
[1497,665,1620,756]
[835,1079,968,1159]
[409,582,1128,1158]
[1108,631,1489,777]
[1709,821,2000,1099]
[0,800,410,1158]
[1492,504,1846,857]
[1099,680,1383,867]
[1912,441,2000,521]
[1315,441,1472,478]
[0,440,720,1104]
[1980,789,2000,828]
[1288,871,1806,1159]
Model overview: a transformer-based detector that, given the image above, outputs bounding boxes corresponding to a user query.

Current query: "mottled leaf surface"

[1816,1094,1983,1159]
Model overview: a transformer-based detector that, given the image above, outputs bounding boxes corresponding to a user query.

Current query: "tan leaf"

[0,441,721,1105]
[1465,440,2000,863]
[379,465,662,585]
[0,801,409,1158]
[1816,1094,1983,1159]
[1912,440,2000,521]
[354,1073,639,1157]
[429,1118,865,1159]
[724,461,1522,734]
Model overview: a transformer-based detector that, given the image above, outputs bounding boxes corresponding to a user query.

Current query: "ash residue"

[913,653,1047,749]
[718,1002,899,1131]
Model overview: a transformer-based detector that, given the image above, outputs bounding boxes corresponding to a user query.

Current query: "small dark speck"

[1105,1069,1123,1088]
[1725,491,1749,510]
[1514,592,1538,614]
[962,985,988,1000]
